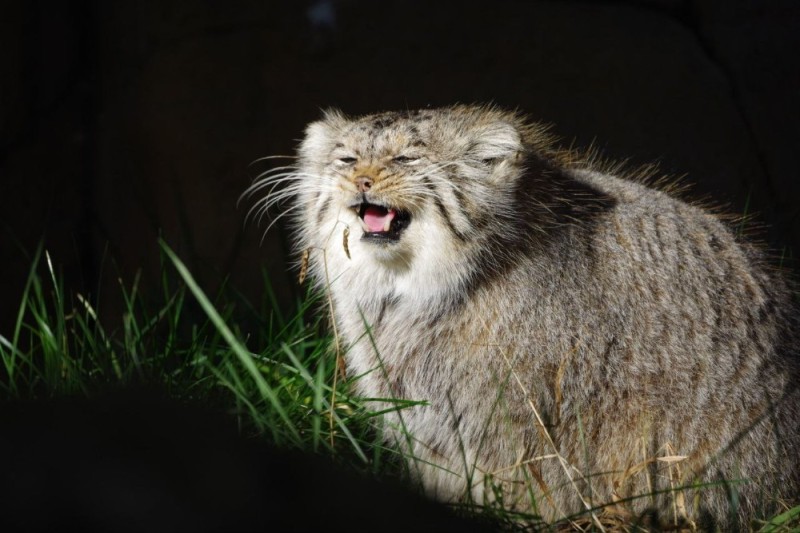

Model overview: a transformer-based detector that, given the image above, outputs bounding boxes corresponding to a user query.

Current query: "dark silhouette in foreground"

[0,391,494,532]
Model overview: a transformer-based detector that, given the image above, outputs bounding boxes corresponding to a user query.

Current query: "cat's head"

[300,107,552,266]
[243,105,563,302]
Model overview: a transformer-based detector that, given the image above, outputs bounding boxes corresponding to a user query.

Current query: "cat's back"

[557,168,797,374]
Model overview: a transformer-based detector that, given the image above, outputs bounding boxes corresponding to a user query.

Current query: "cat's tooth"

[358,218,369,232]
[383,218,392,232]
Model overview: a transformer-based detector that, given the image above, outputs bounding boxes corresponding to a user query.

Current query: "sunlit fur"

[247,105,800,528]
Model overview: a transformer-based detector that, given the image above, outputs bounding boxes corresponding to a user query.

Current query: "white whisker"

[259,203,303,244]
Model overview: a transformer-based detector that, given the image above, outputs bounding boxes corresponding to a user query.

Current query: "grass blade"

[159,238,301,445]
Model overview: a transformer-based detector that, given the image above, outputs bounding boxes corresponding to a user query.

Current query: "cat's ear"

[299,109,349,165]
[469,120,523,166]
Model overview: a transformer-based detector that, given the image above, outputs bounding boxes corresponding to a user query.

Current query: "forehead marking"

[371,115,400,129]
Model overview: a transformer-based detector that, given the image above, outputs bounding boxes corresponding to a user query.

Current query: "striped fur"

[250,106,800,528]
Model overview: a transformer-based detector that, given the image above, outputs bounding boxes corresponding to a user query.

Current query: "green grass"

[2,241,798,532]
[0,241,386,463]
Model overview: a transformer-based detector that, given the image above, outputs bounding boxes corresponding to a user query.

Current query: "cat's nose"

[355,176,373,192]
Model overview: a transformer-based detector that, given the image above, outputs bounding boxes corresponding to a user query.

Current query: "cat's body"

[254,106,799,527]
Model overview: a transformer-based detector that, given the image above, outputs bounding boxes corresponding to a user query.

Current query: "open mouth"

[354,202,411,243]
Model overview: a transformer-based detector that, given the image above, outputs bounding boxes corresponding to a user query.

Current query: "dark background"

[2,0,799,333]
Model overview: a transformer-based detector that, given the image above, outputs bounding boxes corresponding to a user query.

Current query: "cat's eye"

[393,155,419,165]
[336,157,357,165]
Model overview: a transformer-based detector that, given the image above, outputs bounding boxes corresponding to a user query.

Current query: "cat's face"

[294,107,528,270]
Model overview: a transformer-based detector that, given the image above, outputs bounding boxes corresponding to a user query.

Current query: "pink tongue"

[363,206,396,232]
